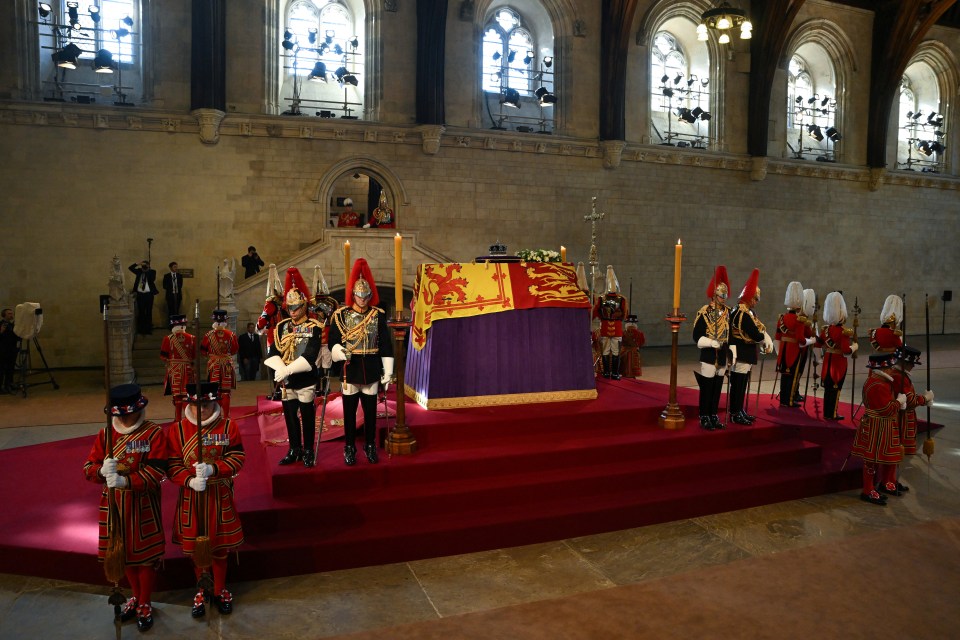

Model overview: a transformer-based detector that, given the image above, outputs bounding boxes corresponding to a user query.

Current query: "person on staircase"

[692,266,732,430]
[328,259,394,466]
[728,269,774,425]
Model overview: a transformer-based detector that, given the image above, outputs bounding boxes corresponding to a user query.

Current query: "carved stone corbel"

[418,124,445,155]
[192,108,226,145]
[750,156,768,181]
[601,140,627,169]
[868,167,885,192]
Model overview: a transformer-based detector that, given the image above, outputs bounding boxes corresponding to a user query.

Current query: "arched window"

[650,31,711,148]
[280,1,364,118]
[786,52,839,161]
[897,66,945,172]
[481,7,555,133]
[36,0,142,104]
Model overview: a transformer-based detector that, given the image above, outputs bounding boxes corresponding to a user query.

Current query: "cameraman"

[0,308,19,394]
[242,246,264,279]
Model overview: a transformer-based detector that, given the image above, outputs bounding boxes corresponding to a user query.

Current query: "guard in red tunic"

[883,345,935,496]
[202,309,239,417]
[818,291,858,420]
[337,198,360,227]
[869,294,904,353]
[256,264,289,400]
[592,265,628,379]
[729,269,774,425]
[851,353,906,505]
[776,282,817,407]
[168,382,245,618]
[160,314,195,422]
[692,265,732,430]
[83,384,167,632]
[329,259,394,466]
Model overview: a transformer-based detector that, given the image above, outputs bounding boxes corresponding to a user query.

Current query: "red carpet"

[0,379,871,589]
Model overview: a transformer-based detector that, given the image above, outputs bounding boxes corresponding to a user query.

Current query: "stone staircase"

[131,332,166,386]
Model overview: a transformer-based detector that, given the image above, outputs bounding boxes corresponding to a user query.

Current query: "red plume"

[738,268,760,304]
[283,267,311,307]
[345,258,379,307]
[706,265,729,298]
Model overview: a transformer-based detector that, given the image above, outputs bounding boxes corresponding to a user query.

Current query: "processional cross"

[583,196,606,304]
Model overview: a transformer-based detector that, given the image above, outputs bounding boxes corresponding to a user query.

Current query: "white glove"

[762,332,774,354]
[193,462,214,479]
[286,356,313,376]
[850,342,859,353]
[729,344,738,365]
[331,343,348,362]
[696,337,721,350]
[362,223,371,229]
[896,393,907,410]
[101,458,118,476]
[273,365,289,382]
[105,473,128,489]
[803,337,817,347]
[923,390,934,405]
[188,476,207,492]
[381,356,395,386]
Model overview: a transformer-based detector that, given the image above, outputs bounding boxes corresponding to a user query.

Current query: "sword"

[755,355,764,415]
[313,374,331,453]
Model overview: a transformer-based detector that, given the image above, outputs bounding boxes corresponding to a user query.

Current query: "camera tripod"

[14,337,59,398]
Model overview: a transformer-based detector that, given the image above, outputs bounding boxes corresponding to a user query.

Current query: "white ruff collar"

[873,370,894,382]
[112,413,145,435]
[184,404,222,427]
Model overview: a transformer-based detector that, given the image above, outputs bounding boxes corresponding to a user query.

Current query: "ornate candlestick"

[385,311,417,455]
[659,309,687,430]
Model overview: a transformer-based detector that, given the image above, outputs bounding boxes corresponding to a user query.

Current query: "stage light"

[283,28,293,41]
[282,32,296,50]
[88,5,100,24]
[342,72,359,86]
[348,36,359,49]
[51,43,82,69]
[112,27,129,39]
[673,73,683,85]
[821,95,830,107]
[334,66,347,81]
[492,51,501,61]
[535,86,556,106]
[307,28,317,44]
[523,50,534,65]
[825,126,841,142]
[38,3,52,19]
[677,107,697,124]
[542,56,553,68]
[807,94,818,105]
[691,106,711,121]
[701,76,709,87]
[325,29,335,44]
[660,74,669,84]
[334,44,343,55]
[662,87,674,97]
[930,141,946,153]
[905,110,914,120]
[308,61,327,82]
[501,88,521,109]
[67,1,80,27]
[917,140,933,156]
[121,15,133,27]
[911,110,923,121]
[93,48,115,73]
[807,124,824,141]
[507,50,516,63]
[796,96,803,105]
[687,74,698,87]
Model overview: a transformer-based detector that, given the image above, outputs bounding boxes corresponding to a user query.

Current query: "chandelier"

[697,2,752,44]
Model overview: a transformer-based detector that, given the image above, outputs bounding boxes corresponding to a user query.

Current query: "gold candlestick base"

[385,314,418,455]
[658,310,687,430]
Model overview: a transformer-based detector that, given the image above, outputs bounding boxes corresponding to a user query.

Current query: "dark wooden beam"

[599,0,639,140]
[190,0,226,111]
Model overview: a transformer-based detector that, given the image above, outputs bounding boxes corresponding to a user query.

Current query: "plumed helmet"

[707,265,730,299]
[575,262,588,292]
[802,289,816,317]
[738,269,761,304]
[346,258,379,307]
[264,263,283,302]
[283,267,311,311]
[784,281,804,309]
[822,291,848,325]
[880,295,903,327]
[605,265,620,294]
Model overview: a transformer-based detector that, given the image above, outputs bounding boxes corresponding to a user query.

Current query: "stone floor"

[0,337,957,639]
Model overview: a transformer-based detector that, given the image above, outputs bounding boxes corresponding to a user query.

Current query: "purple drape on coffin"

[406,306,595,402]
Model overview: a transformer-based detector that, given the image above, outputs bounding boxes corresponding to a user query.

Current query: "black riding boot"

[300,400,317,467]
[611,354,622,380]
[360,392,379,463]
[694,371,713,430]
[342,392,360,465]
[279,400,303,465]
[710,374,725,429]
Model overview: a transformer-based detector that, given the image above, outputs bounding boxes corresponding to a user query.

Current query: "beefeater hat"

[738,269,761,304]
[707,265,730,299]
[169,314,187,327]
[104,383,149,416]
[867,353,898,370]
[346,258,379,307]
[894,345,922,366]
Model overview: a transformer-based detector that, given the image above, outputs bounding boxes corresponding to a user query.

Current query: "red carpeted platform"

[0,379,873,589]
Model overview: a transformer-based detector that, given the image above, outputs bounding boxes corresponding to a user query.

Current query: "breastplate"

[338,308,380,355]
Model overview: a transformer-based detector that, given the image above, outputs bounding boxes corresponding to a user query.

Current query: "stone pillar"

[107,304,135,387]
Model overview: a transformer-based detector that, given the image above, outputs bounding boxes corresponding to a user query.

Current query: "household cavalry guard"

[592,265,629,380]
[818,291,858,420]
[329,259,394,467]
[160,314,195,422]
[269,267,324,468]
[776,282,816,407]
[202,309,239,417]
[869,294,904,353]
[728,269,774,425]
[692,265,731,431]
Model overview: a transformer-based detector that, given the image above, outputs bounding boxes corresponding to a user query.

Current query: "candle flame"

[677,238,681,245]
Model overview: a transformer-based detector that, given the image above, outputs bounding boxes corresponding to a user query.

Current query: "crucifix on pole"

[583,196,606,305]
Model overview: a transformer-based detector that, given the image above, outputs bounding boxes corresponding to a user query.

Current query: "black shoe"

[878,483,902,497]
[794,394,804,402]
[743,412,756,422]
[611,372,621,380]
[709,415,724,430]
[699,416,715,431]
[896,482,910,493]
[732,411,753,425]
[191,591,206,618]
[344,445,357,466]
[827,415,844,421]
[119,597,138,623]
[278,448,302,465]
[860,491,887,506]
[302,449,315,467]
[136,604,154,632]
[364,443,379,463]
[213,589,233,615]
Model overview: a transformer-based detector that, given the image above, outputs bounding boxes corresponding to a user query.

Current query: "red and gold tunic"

[337,210,360,227]
[889,368,928,455]
[851,371,902,464]
[168,412,245,555]
[202,328,239,390]
[257,299,287,353]
[818,323,853,384]
[160,332,196,396]
[593,294,627,338]
[869,324,903,353]
[620,325,645,378]
[83,420,168,565]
